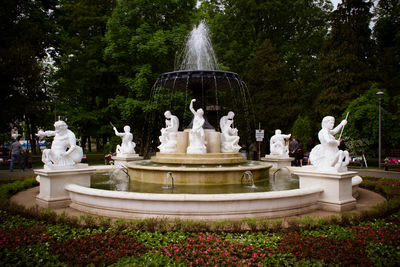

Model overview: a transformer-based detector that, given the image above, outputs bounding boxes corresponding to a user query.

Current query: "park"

[1,0,400,266]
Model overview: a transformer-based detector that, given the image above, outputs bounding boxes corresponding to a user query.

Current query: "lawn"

[0,177,399,266]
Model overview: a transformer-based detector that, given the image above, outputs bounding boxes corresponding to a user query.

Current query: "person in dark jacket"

[9,137,24,172]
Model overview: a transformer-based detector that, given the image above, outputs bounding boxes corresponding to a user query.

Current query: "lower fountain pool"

[90,170,299,194]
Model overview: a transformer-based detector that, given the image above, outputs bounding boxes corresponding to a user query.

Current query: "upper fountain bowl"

[155,70,243,91]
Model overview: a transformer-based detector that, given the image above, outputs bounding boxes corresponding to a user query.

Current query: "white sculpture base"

[293,166,357,212]
[261,155,294,169]
[35,164,96,208]
[112,154,143,166]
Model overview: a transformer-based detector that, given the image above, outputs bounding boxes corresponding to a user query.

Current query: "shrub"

[0,178,38,199]
[51,232,149,266]
[278,233,371,266]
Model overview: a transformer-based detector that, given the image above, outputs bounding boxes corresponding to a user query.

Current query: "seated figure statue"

[309,116,350,172]
[36,120,83,169]
[187,99,207,154]
[113,125,136,155]
[270,129,291,156]
[158,110,179,153]
[220,111,241,153]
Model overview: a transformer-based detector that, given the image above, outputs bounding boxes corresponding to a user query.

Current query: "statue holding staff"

[309,115,350,172]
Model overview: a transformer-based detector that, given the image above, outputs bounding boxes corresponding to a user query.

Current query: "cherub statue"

[36,120,83,169]
[309,116,350,172]
[113,125,136,155]
[158,111,179,153]
[187,99,207,154]
[220,111,241,153]
[270,129,291,156]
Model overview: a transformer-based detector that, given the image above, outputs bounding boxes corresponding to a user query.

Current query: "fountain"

[34,21,362,219]
[127,20,269,186]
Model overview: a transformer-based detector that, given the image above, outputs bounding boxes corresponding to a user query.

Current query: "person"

[36,120,83,168]
[248,141,257,160]
[270,129,291,156]
[289,136,299,158]
[309,116,350,172]
[220,111,241,152]
[295,143,304,167]
[113,125,136,155]
[158,111,179,153]
[187,99,207,154]
[9,136,24,172]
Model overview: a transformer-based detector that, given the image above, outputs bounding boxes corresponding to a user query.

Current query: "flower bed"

[1,177,400,266]
[384,157,400,171]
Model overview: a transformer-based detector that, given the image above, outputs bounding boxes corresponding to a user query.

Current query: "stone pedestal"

[176,131,188,153]
[35,165,96,208]
[112,154,143,166]
[261,155,294,169]
[293,166,357,212]
[206,131,221,153]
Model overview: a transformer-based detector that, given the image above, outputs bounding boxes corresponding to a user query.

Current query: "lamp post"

[376,91,384,168]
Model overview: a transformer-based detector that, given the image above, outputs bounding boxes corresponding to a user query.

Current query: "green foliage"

[344,84,398,149]
[0,178,39,199]
[0,244,66,267]
[112,252,184,267]
[223,232,282,249]
[300,224,355,240]
[291,115,313,146]
[0,0,56,147]
[365,241,400,267]
[104,0,196,152]
[0,211,43,229]
[316,0,376,119]
[53,0,122,151]
[374,0,400,100]
[123,229,188,249]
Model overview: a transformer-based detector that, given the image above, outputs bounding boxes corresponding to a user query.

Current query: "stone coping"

[151,152,246,165]
[127,160,271,172]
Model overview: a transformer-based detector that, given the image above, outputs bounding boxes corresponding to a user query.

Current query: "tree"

[343,84,398,156]
[0,0,57,152]
[374,0,400,122]
[247,39,289,133]
[316,0,376,119]
[53,0,122,151]
[291,115,313,146]
[201,0,331,136]
[104,0,197,154]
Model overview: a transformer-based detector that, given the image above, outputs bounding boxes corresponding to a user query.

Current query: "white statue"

[309,116,350,172]
[113,125,136,155]
[220,111,241,153]
[36,120,83,169]
[187,99,207,154]
[158,111,179,153]
[270,129,291,156]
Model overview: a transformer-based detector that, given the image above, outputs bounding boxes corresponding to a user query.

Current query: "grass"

[0,175,399,266]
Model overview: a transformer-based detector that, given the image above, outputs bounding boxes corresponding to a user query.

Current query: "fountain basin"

[66,184,323,220]
[127,159,271,185]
